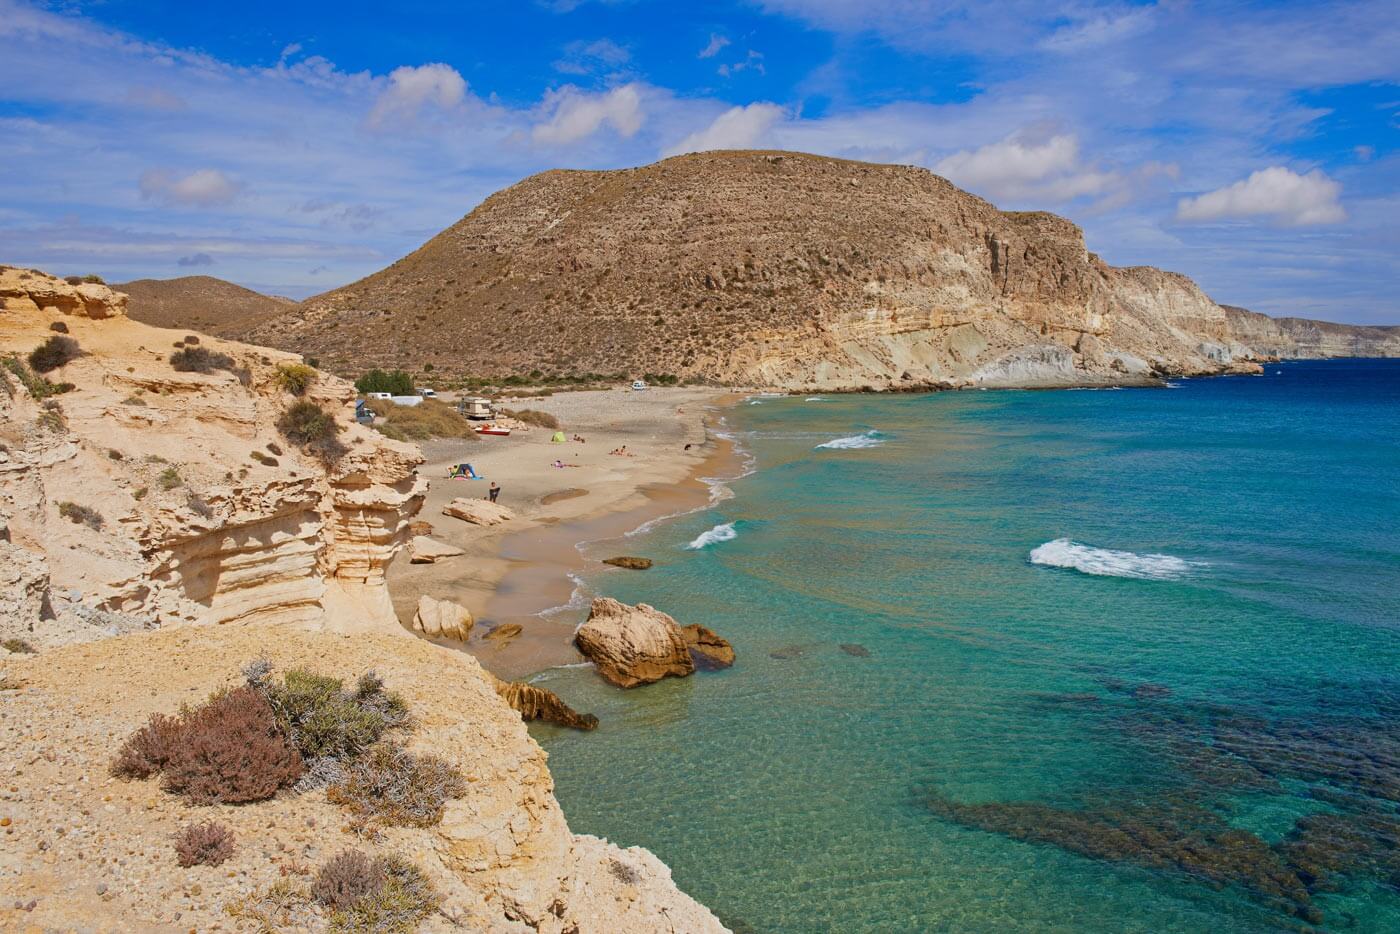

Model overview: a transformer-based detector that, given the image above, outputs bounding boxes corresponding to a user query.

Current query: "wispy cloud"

[699,33,730,58]
[139,169,242,207]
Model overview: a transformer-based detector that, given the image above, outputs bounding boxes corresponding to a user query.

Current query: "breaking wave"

[815,430,884,450]
[1029,538,1202,581]
[687,521,738,550]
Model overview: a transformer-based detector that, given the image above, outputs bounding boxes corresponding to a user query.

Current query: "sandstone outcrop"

[575,597,695,688]
[408,534,464,563]
[682,623,736,669]
[443,496,515,526]
[603,555,653,570]
[245,151,1393,390]
[0,266,425,647]
[411,594,473,641]
[489,671,601,731]
[0,624,725,932]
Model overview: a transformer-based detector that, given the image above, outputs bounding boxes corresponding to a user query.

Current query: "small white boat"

[473,424,512,437]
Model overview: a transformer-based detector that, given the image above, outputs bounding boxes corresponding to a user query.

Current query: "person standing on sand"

[488,482,500,503]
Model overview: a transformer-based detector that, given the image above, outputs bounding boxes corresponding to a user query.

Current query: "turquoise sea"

[531,359,1400,933]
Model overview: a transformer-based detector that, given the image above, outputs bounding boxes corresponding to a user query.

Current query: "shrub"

[48,321,69,333]
[158,466,182,490]
[266,441,283,456]
[2,638,35,654]
[367,399,475,442]
[354,369,413,396]
[133,487,148,501]
[107,448,123,460]
[36,403,67,433]
[312,850,382,910]
[169,345,240,375]
[186,493,214,518]
[64,273,104,285]
[499,408,560,430]
[121,393,147,406]
[330,854,439,933]
[27,335,81,373]
[111,712,184,779]
[57,501,103,530]
[183,335,200,345]
[275,363,316,396]
[174,821,236,868]
[159,686,305,804]
[259,668,405,762]
[277,401,346,464]
[328,742,465,828]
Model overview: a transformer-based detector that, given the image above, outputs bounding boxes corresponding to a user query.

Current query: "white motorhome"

[459,397,494,420]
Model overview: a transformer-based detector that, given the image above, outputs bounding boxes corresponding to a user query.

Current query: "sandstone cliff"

[1221,305,1400,359]
[244,150,1393,391]
[1,266,424,647]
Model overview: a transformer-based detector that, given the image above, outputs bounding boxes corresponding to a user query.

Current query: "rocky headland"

[0,266,727,932]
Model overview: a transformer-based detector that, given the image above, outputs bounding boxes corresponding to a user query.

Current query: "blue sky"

[1,0,1396,324]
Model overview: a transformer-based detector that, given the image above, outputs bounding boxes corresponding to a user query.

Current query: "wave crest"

[686,521,737,550]
[815,430,883,450]
[1029,538,1201,581]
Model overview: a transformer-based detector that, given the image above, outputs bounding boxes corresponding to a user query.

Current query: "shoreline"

[384,387,745,681]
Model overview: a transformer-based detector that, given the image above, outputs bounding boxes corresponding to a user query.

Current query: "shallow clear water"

[531,360,1400,933]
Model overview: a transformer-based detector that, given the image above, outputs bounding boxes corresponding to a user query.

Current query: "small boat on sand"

[473,424,512,436]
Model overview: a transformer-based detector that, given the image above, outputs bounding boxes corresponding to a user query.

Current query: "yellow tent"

[550,431,566,443]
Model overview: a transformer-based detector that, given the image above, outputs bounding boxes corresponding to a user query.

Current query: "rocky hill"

[0,266,727,933]
[117,274,294,337]
[1221,305,1400,359]
[243,150,1394,391]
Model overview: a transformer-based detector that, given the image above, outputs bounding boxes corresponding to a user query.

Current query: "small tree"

[354,369,414,395]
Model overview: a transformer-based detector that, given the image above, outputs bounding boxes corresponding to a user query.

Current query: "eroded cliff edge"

[0,266,728,933]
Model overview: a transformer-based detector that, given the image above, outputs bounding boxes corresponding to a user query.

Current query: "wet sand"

[385,387,743,680]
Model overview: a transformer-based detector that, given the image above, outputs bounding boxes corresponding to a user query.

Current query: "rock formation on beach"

[444,496,515,526]
[575,597,697,688]
[411,594,473,641]
[0,265,727,931]
[242,150,1396,390]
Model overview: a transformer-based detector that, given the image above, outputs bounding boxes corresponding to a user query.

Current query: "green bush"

[354,369,414,395]
[2,638,36,654]
[28,335,81,373]
[64,273,105,285]
[499,408,559,430]
[260,668,402,762]
[328,742,465,828]
[169,346,236,374]
[275,363,317,396]
[276,400,347,464]
[158,466,183,490]
[327,854,439,933]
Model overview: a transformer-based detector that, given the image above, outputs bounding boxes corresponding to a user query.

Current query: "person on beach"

[488,482,500,503]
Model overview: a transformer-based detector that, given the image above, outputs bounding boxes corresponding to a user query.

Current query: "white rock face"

[412,595,473,642]
[443,497,515,526]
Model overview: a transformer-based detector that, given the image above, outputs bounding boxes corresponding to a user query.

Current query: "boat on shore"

[474,424,512,436]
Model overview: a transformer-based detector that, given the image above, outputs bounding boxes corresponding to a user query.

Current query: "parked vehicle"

[631,380,648,391]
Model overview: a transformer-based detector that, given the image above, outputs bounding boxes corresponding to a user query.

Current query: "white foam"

[805,396,826,402]
[527,661,594,684]
[536,572,591,620]
[1029,538,1202,581]
[686,521,737,550]
[815,430,884,450]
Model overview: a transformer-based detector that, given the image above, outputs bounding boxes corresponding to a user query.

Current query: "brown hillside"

[117,274,293,337]
[244,150,1392,390]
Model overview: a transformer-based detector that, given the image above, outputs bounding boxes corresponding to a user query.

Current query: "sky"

[1,0,1397,323]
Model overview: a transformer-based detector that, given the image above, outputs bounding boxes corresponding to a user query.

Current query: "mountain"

[116,274,294,337]
[244,151,1396,389]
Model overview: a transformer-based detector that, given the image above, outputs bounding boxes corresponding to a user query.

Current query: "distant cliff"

[1222,305,1400,360]
[238,150,1393,390]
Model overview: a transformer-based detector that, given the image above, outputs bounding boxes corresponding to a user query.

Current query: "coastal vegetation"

[367,398,475,441]
[276,399,347,463]
[274,361,317,395]
[354,368,414,395]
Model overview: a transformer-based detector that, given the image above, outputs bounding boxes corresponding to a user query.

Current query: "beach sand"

[385,387,739,680]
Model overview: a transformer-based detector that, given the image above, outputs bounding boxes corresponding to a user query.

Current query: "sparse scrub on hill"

[255,667,407,763]
[36,400,68,433]
[354,368,414,396]
[327,741,465,828]
[2,638,35,654]
[234,850,437,934]
[57,500,104,530]
[169,345,236,374]
[48,321,68,333]
[111,712,184,779]
[64,273,105,285]
[367,398,475,442]
[275,362,317,396]
[160,685,305,804]
[277,400,347,464]
[27,335,81,373]
[158,465,183,490]
[499,407,559,429]
[174,821,236,868]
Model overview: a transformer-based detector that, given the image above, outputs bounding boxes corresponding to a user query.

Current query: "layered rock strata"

[574,597,697,688]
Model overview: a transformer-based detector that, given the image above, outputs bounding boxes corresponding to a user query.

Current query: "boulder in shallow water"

[681,623,735,669]
[412,595,473,642]
[603,556,653,570]
[575,597,694,688]
[489,674,599,731]
[483,622,522,645]
[442,497,515,526]
[839,643,870,658]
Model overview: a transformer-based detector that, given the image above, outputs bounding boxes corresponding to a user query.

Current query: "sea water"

[531,359,1400,933]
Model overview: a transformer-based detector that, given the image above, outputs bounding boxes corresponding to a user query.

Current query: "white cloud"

[1176,167,1345,226]
[699,33,730,58]
[532,83,644,145]
[366,63,467,129]
[934,130,1134,206]
[554,38,631,75]
[663,102,784,157]
[138,168,241,206]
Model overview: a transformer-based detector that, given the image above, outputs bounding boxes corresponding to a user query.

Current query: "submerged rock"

[602,556,653,570]
[839,643,871,657]
[574,598,694,688]
[483,623,522,645]
[489,674,599,731]
[681,624,735,669]
[411,596,473,642]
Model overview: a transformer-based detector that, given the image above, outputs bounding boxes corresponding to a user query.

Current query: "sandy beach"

[385,386,739,680]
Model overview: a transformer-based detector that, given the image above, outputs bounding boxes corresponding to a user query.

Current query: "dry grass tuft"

[174,821,236,867]
[367,399,475,442]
